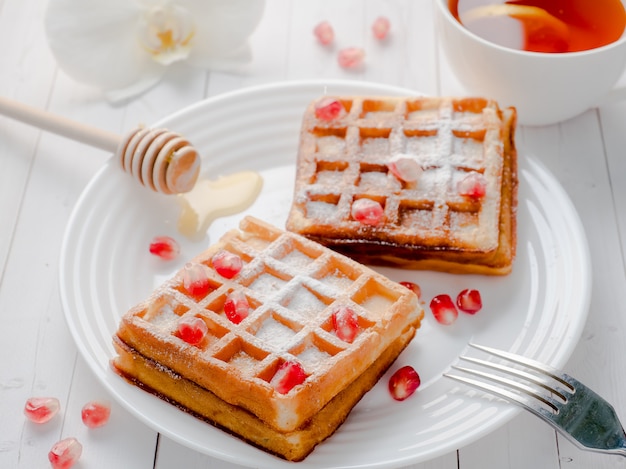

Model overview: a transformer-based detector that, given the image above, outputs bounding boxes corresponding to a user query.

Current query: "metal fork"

[444,343,626,457]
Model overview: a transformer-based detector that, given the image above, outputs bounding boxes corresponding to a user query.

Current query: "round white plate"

[60,80,591,469]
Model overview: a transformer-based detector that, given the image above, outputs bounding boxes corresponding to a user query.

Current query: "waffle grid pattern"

[118,217,419,431]
[291,96,505,249]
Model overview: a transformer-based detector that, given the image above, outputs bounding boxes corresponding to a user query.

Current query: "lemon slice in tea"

[462,4,570,52]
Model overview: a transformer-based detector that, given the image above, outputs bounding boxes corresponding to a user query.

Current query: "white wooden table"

[2,1,626,468]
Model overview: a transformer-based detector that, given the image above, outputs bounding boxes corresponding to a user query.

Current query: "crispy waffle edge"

[111,325,416,462]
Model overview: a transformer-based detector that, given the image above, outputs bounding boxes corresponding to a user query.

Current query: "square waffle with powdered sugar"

[286,96,518,275]
[112,216,423,460]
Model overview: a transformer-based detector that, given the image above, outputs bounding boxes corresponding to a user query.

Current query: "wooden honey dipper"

[0,96,200,194]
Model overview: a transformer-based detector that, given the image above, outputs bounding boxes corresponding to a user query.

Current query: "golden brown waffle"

[286,96,518,275]
[113,216,422,447]
[112,326,416,461]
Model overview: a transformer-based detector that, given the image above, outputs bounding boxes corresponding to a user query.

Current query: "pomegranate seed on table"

[430,294,459,325]
[313,20,334,45]
[338,47,365,69]
[332,306,360,343]
[351,198,384,226]
[399,281,421,299]
[149,236,179,260]
[270,361,307,394]
[177,316,208,345]
[211,250,243,279]
[81,400,111,428]
[182,263,212,298]
[314,97,345,121]
[388,365,420,401]
[388,156,422,183]
[48,437,82,469]
[456,288,483,314]
[24,397,60,424]
[224,291,250,324]
[457,172,487,198]
[372,16,391,40]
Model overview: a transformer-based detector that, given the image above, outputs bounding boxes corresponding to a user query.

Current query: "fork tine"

[468,343,575,392]
[446,344,626,457]
[458,356,568,402]
[443,371,558,419]
[447,364,561,413]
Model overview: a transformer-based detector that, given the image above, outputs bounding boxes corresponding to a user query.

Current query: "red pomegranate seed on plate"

[24,397,60,424]
[351,198,384,226]
[430,294,458,325]
[458,172,487,198]
[270,361,307,394]
[372,16,391,40]
[388,365,420,401]
[177,316,208,345]
[313,20,334,45]
[314,97,345,121]
[149,236,179,260]
[48,437,82,469]
[457,288,483,314]
[338,47,365,68]
[399,281,421,299]
[224,291,250,324]
[332,306,360,343]
[211,250,243,279]
[81,400,111,428]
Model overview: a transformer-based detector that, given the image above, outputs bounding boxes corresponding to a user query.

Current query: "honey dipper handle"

[0,95,120,152]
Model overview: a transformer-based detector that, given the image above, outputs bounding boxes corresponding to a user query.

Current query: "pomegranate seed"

[458,172,487,198]
[48,437,82,469]
[388,365,420,401]
[400,281,421,299]
[313,20,334,45]
[338,47,365,69]
[332,306,360,343]
[430,294,458,325]
[456,288,483,314]
[211,250,243,279]
[270,361,307,394]
[183,263,212,298]
[351,198,384,226]
[388,156,422,183]
[224,291,250,324]
[372,16,391,40]
[314,97,345,121]
[81,400,111,428]
[149,236,179,260]
[24,397,60,424]
[177,315,208,345]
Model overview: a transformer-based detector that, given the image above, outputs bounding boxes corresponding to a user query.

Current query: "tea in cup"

[433,0,626,125]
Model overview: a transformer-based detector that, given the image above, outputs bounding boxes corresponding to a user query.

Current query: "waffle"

[286,96,518,275]
[112,216,422,459]
[113,326,415,461]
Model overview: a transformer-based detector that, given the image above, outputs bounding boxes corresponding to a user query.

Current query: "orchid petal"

[45,0,165,91]
[179,0,265,66]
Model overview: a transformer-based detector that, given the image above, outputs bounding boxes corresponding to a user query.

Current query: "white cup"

[433,0,626,126]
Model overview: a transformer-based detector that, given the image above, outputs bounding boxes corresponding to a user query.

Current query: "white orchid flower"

[44,0,265,100]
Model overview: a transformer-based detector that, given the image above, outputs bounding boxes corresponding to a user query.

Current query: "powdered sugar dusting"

[255,317,296,349]
[292,96,504,248]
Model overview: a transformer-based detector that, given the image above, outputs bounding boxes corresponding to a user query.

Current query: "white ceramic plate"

[60,80,591,469]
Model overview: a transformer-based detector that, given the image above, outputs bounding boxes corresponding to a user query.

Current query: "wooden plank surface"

[1,1,625,468]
